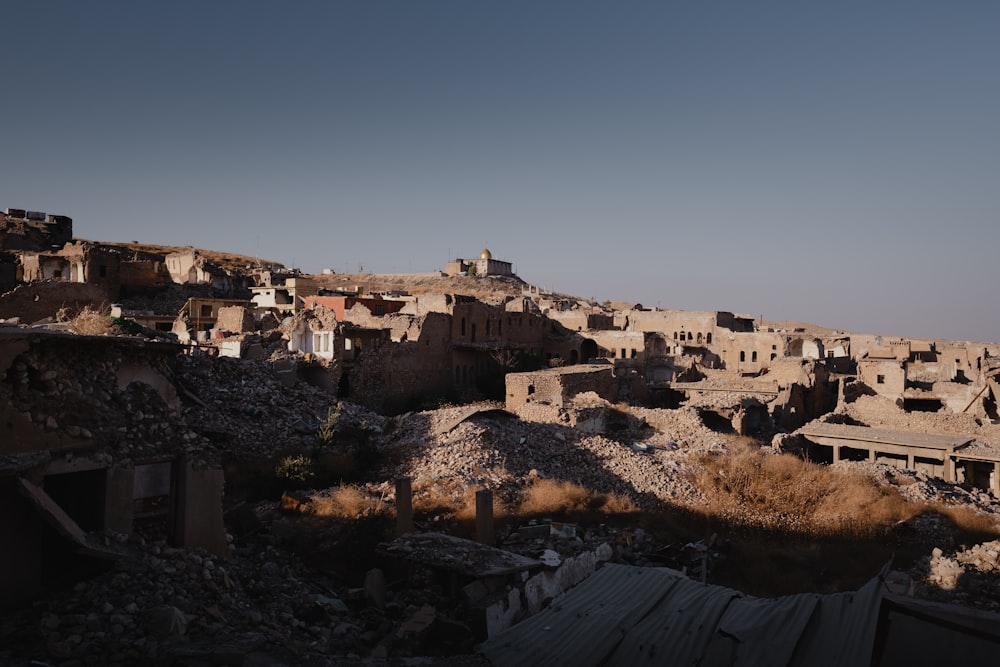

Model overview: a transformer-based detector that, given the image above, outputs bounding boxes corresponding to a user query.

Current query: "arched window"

[706,333,712,344]
[740,351,746,362]
[752,351,758,362]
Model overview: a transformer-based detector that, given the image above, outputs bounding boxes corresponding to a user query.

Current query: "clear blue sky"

[3,2,998,341]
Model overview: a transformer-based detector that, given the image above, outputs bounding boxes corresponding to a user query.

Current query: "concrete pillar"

[476,490,494,546]
[170,459,228,557]
[868,448,876,463]
[396,478,413,535]
[832,445,841,464]
[104,465,134,534]
[993,463,1000,498]
[944,456,956,484]
[907,453,915,471]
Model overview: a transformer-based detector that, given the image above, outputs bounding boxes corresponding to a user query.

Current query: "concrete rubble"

[5,221,1000,662]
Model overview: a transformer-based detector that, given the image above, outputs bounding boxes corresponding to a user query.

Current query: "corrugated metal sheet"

[479,562,885,667]
[788,571,884,667]
[480,564,687,666]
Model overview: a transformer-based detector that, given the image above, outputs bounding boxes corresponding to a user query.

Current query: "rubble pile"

[1,340,200,459]
[377,403,729,510]
[0,339,350,466]
[0,514,491,666]
[834,460,1000,516]
[913,541,1000,610]
[172,352,339,462]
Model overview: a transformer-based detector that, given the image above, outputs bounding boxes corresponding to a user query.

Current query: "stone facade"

[858,357,907,400]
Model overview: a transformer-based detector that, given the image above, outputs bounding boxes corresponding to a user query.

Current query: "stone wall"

[119,260,169,290]
[716,331,786,373]
[216,306,256,333]
[0,282,115,324]
[858,358,906,399]
[0,331,185,457]
[505,365,616,411]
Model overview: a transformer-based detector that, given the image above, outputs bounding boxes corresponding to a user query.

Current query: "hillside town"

[4,207,1000,665]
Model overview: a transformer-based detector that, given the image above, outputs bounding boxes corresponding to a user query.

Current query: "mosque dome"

[480,248,492,260]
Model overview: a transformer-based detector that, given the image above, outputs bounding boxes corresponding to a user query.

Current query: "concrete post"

[907,453,915,471]
[993,462,1000,498]
[944,455,956,484]
[396,477,413,535]
[170,458,228,557]
[832,445,841,464]
[475,490,494,546]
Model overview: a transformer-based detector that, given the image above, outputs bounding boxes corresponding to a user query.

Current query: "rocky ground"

[6,354,1000,665]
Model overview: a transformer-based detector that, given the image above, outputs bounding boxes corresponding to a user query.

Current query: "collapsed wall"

[0,329,227,609]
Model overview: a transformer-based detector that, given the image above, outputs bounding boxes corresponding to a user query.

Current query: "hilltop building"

[444,248,514,277]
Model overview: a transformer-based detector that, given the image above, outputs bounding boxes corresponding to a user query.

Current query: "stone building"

[250,273,318,314]
[716,330,787,374]
[176,298,254,338]
[304,295,406,320]
[444,248,514,277]
[858,356,907,401]
[505,364,616,411]
[452,297,546,396]
[0,328,226,608]
[0,209,73,251]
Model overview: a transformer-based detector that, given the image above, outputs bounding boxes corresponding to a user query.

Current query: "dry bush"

[69,306,117,335]
[308,485,386,519]
[691,443,917,537]
[517,478,638,517]
[411,478,468,517]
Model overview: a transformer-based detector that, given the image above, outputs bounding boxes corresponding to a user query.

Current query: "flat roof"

[798,423,973,451]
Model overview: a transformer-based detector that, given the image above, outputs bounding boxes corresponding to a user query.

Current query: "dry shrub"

[692,443,916,537]
[69,306,117,335]
[411,478,469,517]
[308,485,386,519]
[518,478,638,517]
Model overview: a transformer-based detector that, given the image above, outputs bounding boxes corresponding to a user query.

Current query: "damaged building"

[0,327,227,610]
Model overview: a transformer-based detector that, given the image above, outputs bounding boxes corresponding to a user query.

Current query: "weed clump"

[307,485,387,519]
[517,478,638,518]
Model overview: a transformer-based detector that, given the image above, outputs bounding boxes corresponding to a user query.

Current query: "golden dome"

[480,248,492,260]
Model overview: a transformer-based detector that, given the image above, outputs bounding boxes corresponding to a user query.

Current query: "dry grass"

[938,504,1000,538]
[307,485,387,519]
[691,443,918,537]
[69,306,118,335]
[517,478,638,517]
